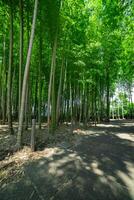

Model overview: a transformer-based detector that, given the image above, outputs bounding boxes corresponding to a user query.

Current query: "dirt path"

[0,120,134,200]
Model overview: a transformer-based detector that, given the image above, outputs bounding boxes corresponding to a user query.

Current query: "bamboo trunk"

[17,0,38,148]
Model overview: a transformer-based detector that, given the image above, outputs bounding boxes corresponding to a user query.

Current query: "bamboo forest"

[0,0,134,200]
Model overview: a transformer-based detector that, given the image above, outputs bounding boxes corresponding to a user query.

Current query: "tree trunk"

[38,19,43,129]
[70,81,74,129]
[17,0,38,148]
[1,36,7,124]
[47,34,57,133]
[24,84,29,130]
[117,101,120,119]
[51,69,56,132]
[7,0,14,134]
[24,4,30,130]
[19,0,24,113]
[56,57,64,125]
[34,75,38,118]
[106,68,110,122]
[84,84,87,126]
[122,102,124,119]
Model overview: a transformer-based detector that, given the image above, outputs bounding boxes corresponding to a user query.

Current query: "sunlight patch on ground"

[48,152,84,176]
[117,161,134,199]
[0,125,8,128]
[73,129,88,135]
[0,125,8,133]
[97,124,120,128]
[89,161,126,196]
[116,133,134,142]
[91,161,104,176]
[121,122,134,127]
[98,175,123,196]
[73,129,105,136]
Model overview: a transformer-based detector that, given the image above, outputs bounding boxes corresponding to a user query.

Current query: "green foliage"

[0,0,133,124]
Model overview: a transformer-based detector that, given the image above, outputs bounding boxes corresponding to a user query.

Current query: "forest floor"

[0,120,134,200]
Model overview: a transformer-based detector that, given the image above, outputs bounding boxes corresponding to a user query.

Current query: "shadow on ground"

[0,120,134,200]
